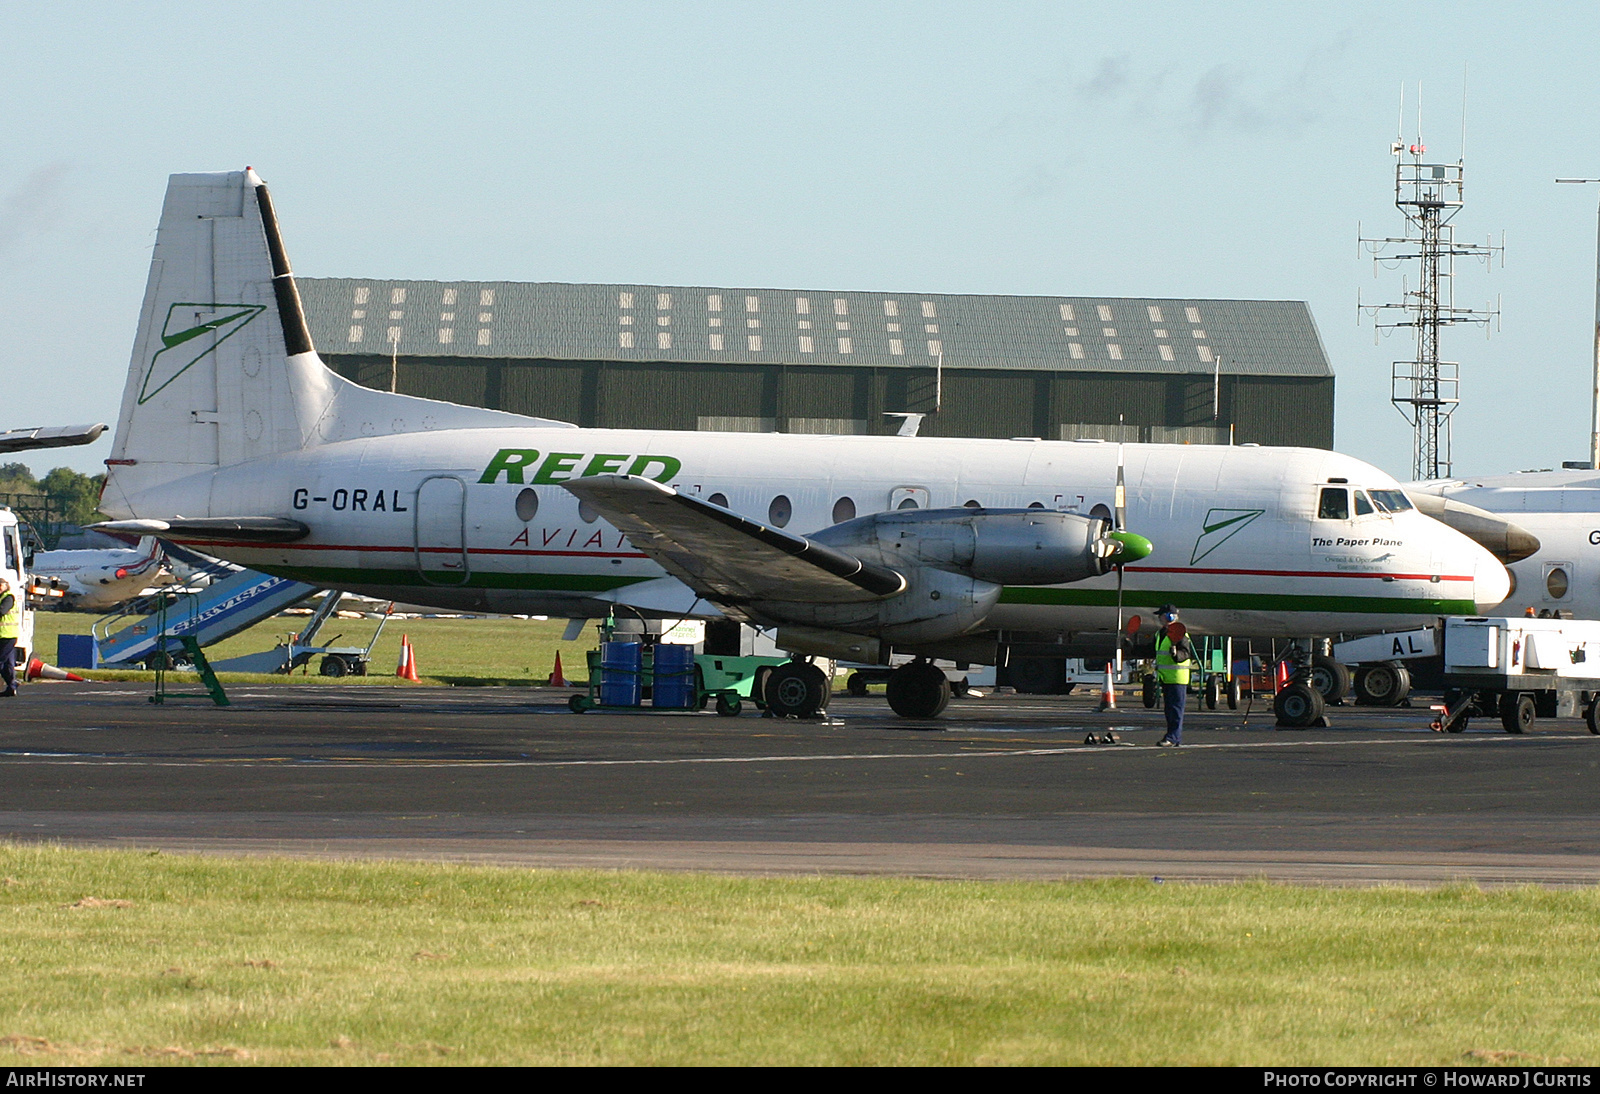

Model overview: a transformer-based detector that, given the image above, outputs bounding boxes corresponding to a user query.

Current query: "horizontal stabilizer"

[563,475,906,605]
[92,516,310,544]
[0,423,106,454]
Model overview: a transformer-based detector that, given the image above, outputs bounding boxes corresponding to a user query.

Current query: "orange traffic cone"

[401,637,421,682]
[548,651,569,687]
[396,634,412,679]
[1274,658,1290,693]
[1095,661,1117,711]
[26,658,87,683]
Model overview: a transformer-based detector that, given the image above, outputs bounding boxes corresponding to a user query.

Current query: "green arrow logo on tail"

[1190,508,1264,565]
[137,302,267,404]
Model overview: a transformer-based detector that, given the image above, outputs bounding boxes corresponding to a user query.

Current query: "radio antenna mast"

[1360,81,1502,480]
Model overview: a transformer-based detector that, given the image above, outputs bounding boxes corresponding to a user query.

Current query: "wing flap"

[563,475,905,604]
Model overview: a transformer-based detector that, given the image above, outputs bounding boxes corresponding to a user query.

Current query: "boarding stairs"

[92,554,321,667]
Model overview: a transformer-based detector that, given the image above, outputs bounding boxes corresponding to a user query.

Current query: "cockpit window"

[1317,487,1350,520]
[1354,491,1375,516]
[1368,489,1413,513]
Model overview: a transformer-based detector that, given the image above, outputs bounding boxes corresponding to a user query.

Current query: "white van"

[1,508,35,668]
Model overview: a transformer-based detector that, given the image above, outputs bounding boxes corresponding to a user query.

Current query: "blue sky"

[3,2,1595,481]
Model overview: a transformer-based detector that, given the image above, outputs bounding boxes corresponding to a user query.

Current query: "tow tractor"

[1430,616,1600,734]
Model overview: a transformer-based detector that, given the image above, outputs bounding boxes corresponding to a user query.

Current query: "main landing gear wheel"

[1499,692,1535,735]
[846,672,870,697]
[1226,677,1242,710]
[1142,677,1159,709]
[1586,700,1600,736]
[1308,654,1351,707]
[1274,682,1324,728]
[1354,661,1411,707]
[764,662,830,719]
[886,660,951,719]
[1204,676,1221,710]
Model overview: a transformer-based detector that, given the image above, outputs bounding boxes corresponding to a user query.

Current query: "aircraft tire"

[1204,676,1221,710]
[1586,699,1600,735]
[1273,683,1324,728]
[1354,661,1411,707]
[846,672,870,697]
[765,663,828,719]
[1142,677,1159,709]
[887,661,951,719]
[1499,692,1535,735]
[1308,654,1351,706]
[1226,677,1242,710]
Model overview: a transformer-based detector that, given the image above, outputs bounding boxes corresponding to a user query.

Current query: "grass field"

[27,610,590,687]
[0,845,1597,1066]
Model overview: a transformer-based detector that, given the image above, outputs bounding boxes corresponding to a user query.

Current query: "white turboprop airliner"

[29,536,169,611]
[95,170,1512,717]
[1410,470,1600,621]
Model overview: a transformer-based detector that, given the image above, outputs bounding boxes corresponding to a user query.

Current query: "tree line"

[0,463,107,526]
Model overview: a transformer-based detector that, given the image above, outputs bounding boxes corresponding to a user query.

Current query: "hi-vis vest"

[1154,633,1193,685]
[0,593,19,640]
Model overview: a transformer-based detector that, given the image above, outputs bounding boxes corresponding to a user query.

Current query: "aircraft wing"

[0,424,106,454]
[563,475,906,606]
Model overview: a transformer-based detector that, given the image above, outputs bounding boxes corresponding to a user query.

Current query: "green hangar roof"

[298,279,1332,378]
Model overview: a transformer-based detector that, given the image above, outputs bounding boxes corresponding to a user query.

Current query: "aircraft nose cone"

[1502,525,1541,565]
[1474,560,1513,615]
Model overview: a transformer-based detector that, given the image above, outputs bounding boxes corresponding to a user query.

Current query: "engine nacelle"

[814,507,1116,586]
[756,565,1002,645]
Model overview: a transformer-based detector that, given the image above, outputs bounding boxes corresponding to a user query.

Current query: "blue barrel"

[652,643,697,709]
[599,642,643,707]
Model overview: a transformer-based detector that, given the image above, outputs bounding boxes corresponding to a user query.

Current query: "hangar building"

[298,279,1334,447]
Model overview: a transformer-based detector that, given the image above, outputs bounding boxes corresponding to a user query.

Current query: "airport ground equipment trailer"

[209,593,393,676]
[1139,637,1241,711]
[568,642,790,716]
[1430,617,1600,734]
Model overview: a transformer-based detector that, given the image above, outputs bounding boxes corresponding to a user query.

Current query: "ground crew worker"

[1153,603,1193,746]
[0,578,19,697]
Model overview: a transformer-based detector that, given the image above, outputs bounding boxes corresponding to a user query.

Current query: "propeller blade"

[1114,563,1125,671]
[1114,446,1127,532]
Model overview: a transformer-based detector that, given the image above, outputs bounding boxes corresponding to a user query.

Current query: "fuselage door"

[889,486,930,511]
[414,475,470,585]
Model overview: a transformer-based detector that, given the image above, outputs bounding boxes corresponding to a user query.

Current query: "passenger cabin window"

[769,495,792,528]
[1317,487,1350,520]
[1354,491,1375,516]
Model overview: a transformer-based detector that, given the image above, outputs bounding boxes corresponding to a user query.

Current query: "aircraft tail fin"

[103,169,562,520]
